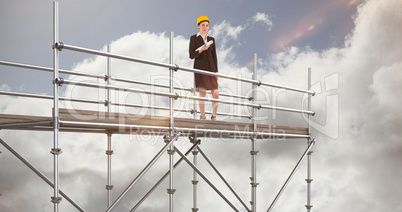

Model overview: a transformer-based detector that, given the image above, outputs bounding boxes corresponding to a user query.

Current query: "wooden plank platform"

[0,108,308,138]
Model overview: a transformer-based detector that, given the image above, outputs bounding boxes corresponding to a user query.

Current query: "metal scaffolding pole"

[174,146,240,212]
[58,43,315,95]
[251,53,259,212]
[105,44,113,207]
[0,138,85,212]
[197,147,250,211]
[130,142,198,211]
[105,133,180,212]
[51,2,61,211]
[0,2,320,208]
[167,31,176,212]
[267,139,316,212]
[306,68,313,211]
[191,135,199,212]
[58,79,315,115]
[192,60,199,212]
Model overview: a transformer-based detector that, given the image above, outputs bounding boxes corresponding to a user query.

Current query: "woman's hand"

[199,44,210,53]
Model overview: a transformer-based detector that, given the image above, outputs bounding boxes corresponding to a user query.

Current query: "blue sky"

[0,0,359,94]
[1,0,402,211]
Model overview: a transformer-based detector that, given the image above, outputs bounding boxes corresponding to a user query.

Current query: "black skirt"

[195,71,218,91]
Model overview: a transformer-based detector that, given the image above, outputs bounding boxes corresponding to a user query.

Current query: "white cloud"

[0,84,11,91]
[251,12,273,31]
[1,0,402,211]
[210,20,245,48]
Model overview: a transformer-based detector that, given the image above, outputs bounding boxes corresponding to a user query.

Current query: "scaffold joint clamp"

[50,148,62,155]
[250,150,259,155]
[170,64,179,71]
[52,42,64,51]
[52,78,64,86]
[163,135,172,143]
[167,189,176,194]
[189,135,201,145]
[250,182,259,187]
[51,196,62,204]
[167,149,175,155]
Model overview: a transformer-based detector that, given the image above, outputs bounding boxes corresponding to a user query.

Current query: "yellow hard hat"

[197,15,210,26]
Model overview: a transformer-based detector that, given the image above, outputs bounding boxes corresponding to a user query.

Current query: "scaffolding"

[0,2,317,211]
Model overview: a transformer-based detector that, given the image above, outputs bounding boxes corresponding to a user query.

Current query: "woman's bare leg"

[211,89,219,120]
[199,89,207,118]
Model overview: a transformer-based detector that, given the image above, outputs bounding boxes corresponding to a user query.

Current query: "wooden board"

[0,109,308,137]
[59,109,308,136]
[0,113,52,124]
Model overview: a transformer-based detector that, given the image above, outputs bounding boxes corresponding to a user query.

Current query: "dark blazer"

[189,34,218,73]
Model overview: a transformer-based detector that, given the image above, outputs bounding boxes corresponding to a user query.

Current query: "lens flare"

[269,0,362,52]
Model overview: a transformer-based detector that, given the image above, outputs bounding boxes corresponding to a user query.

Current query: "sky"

[1,0,402,211]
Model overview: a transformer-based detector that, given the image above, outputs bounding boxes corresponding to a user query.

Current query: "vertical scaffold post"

[306,67,313,211]
[250,53,259,212]
[105,44,113,207]
[192,34,199,212]
[192,143,199,212]
[168,31,175,212]
[191,34,199,212]
[51,1,61,211]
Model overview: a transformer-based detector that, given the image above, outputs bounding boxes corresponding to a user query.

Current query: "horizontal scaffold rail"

[58,79,315,115]
[0,60,103,79]
[53,43,316,95]
[0,90,250,119]
[0,60,250,100]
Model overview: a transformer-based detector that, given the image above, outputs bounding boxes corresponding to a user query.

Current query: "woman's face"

[198,21,209,34]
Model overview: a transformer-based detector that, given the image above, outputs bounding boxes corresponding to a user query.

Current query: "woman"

[189,15,219,121]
